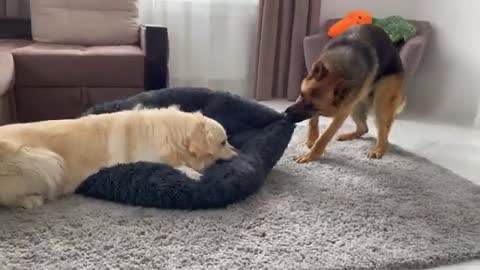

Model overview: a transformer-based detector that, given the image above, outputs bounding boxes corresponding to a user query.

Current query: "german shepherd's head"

[284,60,362,123]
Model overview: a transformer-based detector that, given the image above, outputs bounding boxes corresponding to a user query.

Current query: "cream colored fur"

[0,107,236,209]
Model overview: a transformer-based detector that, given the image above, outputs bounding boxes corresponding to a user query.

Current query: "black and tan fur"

[285,24,405,163]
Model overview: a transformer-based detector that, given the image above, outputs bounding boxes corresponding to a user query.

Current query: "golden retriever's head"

[187,113,237,162]
[285,60,360,123]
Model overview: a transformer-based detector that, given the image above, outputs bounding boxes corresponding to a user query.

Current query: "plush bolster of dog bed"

[76,87,295,209]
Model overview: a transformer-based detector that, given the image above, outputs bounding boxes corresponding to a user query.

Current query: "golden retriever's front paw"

[294,152,316,164]
[367,148,385,159]
[186,170,202,181]
[176,166,203,181]
[19,195,44,209]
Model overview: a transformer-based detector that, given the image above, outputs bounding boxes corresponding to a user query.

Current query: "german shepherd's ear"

[309,61,329,81]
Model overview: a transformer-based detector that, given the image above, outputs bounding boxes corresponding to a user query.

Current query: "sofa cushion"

[30,0,139,46]
[12,43,145,87]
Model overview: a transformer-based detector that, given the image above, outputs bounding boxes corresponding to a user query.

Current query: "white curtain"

[140,0,259,97]
[475,105,480,128]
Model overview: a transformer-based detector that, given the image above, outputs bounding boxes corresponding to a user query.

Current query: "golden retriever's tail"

[0,140,65,207]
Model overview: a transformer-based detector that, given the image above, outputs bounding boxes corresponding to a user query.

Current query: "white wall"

[321,0,480,127]
[475,106,480,127]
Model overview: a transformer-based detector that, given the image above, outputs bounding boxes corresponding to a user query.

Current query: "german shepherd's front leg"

[295,108,351,163]
[306,116,320,149]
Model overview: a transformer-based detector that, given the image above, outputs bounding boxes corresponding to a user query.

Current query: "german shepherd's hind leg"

[337,100,370,141]
[0,140,65,208]
[369,74,405,159]
[306,116,320,149]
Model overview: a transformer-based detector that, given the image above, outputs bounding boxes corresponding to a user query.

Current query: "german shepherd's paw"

[294,152,316,163]
[367,148,385,159]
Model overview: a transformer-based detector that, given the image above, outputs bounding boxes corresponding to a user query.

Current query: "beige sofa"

[0,37,32,124]
[0,0,169,123]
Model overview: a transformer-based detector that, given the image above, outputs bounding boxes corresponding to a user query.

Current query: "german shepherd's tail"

[0,140,65,208]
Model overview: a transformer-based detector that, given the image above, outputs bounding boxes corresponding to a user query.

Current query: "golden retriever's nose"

[227,143,238,157]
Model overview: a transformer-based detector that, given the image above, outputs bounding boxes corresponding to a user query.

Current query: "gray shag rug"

[1,125,479,270]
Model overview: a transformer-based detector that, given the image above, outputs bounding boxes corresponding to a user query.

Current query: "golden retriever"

[0,106,237,209]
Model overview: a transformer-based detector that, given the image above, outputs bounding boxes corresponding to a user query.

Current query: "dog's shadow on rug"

[355,136,421,158]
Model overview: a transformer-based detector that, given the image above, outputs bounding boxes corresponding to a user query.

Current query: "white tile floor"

[262,100,480,270]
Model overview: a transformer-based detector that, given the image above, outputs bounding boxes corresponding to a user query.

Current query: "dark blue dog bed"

[76,87,295,209]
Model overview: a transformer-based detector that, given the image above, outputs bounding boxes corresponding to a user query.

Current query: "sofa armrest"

[303,19,338,72]
[0,18,32,39]
[141,24,169,90]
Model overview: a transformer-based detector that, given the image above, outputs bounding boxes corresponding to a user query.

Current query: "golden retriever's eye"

[221,140,226,146]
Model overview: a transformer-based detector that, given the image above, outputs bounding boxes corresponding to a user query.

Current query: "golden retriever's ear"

[187,115,210,157]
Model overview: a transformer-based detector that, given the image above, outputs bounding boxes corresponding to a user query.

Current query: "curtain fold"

[254,0,321,101]
[0,0,30,18]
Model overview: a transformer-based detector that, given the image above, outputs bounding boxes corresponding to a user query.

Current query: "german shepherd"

[285,24,405,163]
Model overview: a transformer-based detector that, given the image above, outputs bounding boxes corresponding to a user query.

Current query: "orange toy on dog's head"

[328,10,373,38]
